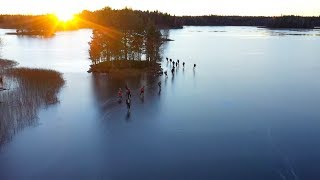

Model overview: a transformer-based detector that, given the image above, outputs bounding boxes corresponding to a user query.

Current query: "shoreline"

[88,60,163,77]
[5,32,55,36]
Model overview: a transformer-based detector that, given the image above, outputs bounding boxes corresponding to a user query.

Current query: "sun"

[55,12,75,22]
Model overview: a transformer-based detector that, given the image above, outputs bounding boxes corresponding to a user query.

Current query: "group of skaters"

[164,57,196,76]
[117,85,132,111]
[116,57,195,112]
[117,82,162,111]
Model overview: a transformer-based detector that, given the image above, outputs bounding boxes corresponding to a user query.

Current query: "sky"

[0,0,319,16]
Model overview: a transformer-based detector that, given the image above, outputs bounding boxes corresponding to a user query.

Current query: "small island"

[6,29,55,36]
[88,60,162,76]
[86,9,165,76]
[2,14,78,36]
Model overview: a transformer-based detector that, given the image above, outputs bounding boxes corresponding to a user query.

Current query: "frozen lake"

[1,26,320,179]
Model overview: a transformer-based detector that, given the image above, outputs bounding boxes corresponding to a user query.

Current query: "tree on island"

[145,23,162,61]
[88,8,163,66]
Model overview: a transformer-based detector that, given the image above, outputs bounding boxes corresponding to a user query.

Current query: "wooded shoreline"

[88,60,162,76]
[0,7,319,31]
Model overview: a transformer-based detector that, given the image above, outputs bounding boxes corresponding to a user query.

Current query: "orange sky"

[0,0,319,16]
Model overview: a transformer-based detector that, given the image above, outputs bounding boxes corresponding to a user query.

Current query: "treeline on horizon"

[0,7,182,31]
[180,15,320,28]
[78,7,182,29]
[0,7,320,31]
[0,14,78,35]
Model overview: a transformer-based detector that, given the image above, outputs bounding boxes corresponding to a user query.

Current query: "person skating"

[118,88,123,100]
[183,62,185,68]
[0,76,3,89]
[126,98,131,111]
[126,87,132,99]
[140,86,145,97]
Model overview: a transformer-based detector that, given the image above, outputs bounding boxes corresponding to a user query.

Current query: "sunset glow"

[55,12,75,22]
[0,0,319,16]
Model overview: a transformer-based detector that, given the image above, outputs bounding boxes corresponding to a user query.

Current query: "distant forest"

[0,7,320,31]
[180,15,320,28]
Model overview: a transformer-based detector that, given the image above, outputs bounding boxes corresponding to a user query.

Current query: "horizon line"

[0,6,319,17]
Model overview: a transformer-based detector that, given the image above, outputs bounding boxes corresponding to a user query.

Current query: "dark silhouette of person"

[126,88,131,99]
[177,60,180,64]
[0,76,3,89]
[118,88,123,103]
[126,98,131,111]
[176,62,178,66]
[194,64,196,68]
[118,88,123,99]
[158,81,162,91]
[170,59,172,62]
[183,62,185,67]
[140,86,145,97]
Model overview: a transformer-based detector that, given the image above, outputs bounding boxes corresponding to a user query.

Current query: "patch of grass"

[0,59,65,146]
[0,59,18,71]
